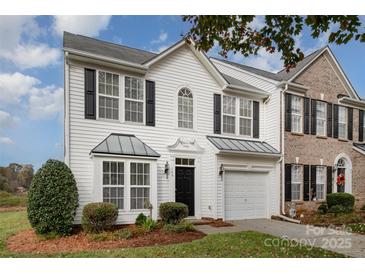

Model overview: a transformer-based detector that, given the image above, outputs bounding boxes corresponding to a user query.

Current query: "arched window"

[178,88,193,129]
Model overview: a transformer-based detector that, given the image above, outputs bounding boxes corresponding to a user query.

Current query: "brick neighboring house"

[281,47,365,213]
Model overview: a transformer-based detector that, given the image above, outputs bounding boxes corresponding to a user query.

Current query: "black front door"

[175,167,195,216]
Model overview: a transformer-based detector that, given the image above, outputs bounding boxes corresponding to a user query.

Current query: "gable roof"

[221,73,266,93]
[91,133,160,158]
[211,57,282,81]
[64,32,156,65]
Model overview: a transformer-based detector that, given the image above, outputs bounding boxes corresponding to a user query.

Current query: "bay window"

[316,101,326,136]
[125,76,144,123]
[98,71,119,120]
[338,106,347,139]
[130,163,150,209]
[223,96,236,134]
[102,161,124,209]
[291,95,303,133]
[316,166,326,200]
[291,165,302,201]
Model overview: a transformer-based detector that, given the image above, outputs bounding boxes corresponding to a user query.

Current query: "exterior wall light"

[164,161,170,179]
[219,164,224,178]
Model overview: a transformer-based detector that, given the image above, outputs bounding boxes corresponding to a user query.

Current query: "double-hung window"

[239,98,252,136]
[291,95,303,133]
[316,166,326,200]
[338,106,348,139]
[102,161,124,209]
[98,71,119,120]
[223,96,236,134]
[130,163,150,209]
[291,165,302,201]
[125,76,144,123]
[316,101,326,136]
[178,88,193,129]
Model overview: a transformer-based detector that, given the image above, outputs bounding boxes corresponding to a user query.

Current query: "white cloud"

[0,136,15,145]
[28,86,63,120]
[0,72,63,120]
[3,44,60,69]
[0,72,40,104]
[52,15,111,37]
[0,16,60,69]
[0,110,19,129]
[151,31,168,44]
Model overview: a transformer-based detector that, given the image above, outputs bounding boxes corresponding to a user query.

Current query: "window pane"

[223,115,235,134]
[240,99,252,117]
[99,71,105,83]
[223,96,236,115]
[239,118,251,136]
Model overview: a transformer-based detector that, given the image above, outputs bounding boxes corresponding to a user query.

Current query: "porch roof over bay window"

[90,133,160,158]
[207,136,281,157]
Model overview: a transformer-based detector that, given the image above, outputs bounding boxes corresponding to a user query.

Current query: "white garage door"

[224,171,268,220]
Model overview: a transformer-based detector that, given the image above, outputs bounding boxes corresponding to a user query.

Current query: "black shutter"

[327,166,332,195]
[359,109,364,142]
[333,104,339,138]
[304,98,310,134]
[145,80,155,126]
[253,101,260,138]
[84,68,96,119]
[285,164,292,202]
[303,165,310,201]
[327,103,333,137]
[310,165,317,200]
[285,94,292,132]
[348,107,353,140]
[213,94,221,134]
[311,99,317,135]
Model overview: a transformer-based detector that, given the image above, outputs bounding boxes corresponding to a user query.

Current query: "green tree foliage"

[183,16,365,70]
[27,159,78,235]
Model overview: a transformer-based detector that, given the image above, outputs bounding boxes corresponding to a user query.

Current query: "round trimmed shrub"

[326,193,355,210]
[27,159,78,235]
[328,204,352,215]
[135,212,147,226]
[159,202,188,224]
[82,202,118,233]
[317,203,328,215]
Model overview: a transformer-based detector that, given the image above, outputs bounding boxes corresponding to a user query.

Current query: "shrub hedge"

[82,202,118,233]
[27,159,78,235]
[326,193,355,211]
[159,202,188,224]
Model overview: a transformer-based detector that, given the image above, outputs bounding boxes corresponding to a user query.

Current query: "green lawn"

[0,210,345,258]
[0,191,27,207]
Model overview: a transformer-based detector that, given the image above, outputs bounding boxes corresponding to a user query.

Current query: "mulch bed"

[0,206,26,213]
[7,227,205,254]
[193,218,234,227]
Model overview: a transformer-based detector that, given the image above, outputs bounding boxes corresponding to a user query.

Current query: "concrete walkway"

[196,219,365,258]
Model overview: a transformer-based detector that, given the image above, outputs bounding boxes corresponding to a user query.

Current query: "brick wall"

[284,52,365,210]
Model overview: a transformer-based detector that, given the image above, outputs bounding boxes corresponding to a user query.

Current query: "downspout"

[280,83,289,215]
[64,51,70,166]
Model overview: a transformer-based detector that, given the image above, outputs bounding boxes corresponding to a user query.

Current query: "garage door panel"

[224,171,268,220]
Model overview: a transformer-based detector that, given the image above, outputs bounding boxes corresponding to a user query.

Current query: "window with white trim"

[291,95,303,133]
[102,161,124,209]
[130,163,150,209]
[223,95,236,134]
[338,106,347,139]
[98,71,119,120]
[239,98,252,136]
[316,101,326,136]
[316,166,326,200]
[125,76,144,123]
[291,165,302,201]
[175,158,195,166]
[178,88,193,129]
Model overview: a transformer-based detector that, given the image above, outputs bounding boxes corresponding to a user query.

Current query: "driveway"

[196,219,365,258]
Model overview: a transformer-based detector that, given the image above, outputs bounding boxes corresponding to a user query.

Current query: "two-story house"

[64,32,364,224]
[211,47,365,215]
[63,32,282,224]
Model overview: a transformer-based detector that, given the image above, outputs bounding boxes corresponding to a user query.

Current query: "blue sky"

[0,15,364,169]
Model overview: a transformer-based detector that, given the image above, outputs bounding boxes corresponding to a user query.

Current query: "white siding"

[67,45,223,222]
[212,60,281,150]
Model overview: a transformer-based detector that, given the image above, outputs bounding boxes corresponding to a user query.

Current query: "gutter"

[218,150,282,159]
[224,85,271,99]
[277,81,309,93]
[280,83,289,215]
[339,97,365,109]
[64,48,149,73]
